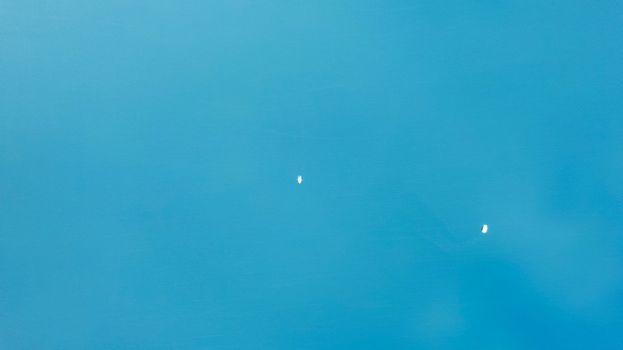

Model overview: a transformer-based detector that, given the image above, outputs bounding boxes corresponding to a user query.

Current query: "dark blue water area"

[1,1,623,349]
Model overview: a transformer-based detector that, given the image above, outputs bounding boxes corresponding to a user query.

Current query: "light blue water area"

[2,1,623,349]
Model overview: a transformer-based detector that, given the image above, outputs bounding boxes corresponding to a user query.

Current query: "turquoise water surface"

[2,1,623,349]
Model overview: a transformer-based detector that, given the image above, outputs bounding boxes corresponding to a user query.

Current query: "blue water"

[2,1,623,349]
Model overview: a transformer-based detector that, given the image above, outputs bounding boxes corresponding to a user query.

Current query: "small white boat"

[297,175,303,184]
[481,224,488,234]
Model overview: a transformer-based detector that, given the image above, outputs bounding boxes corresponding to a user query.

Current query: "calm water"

[2,1,623,349]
